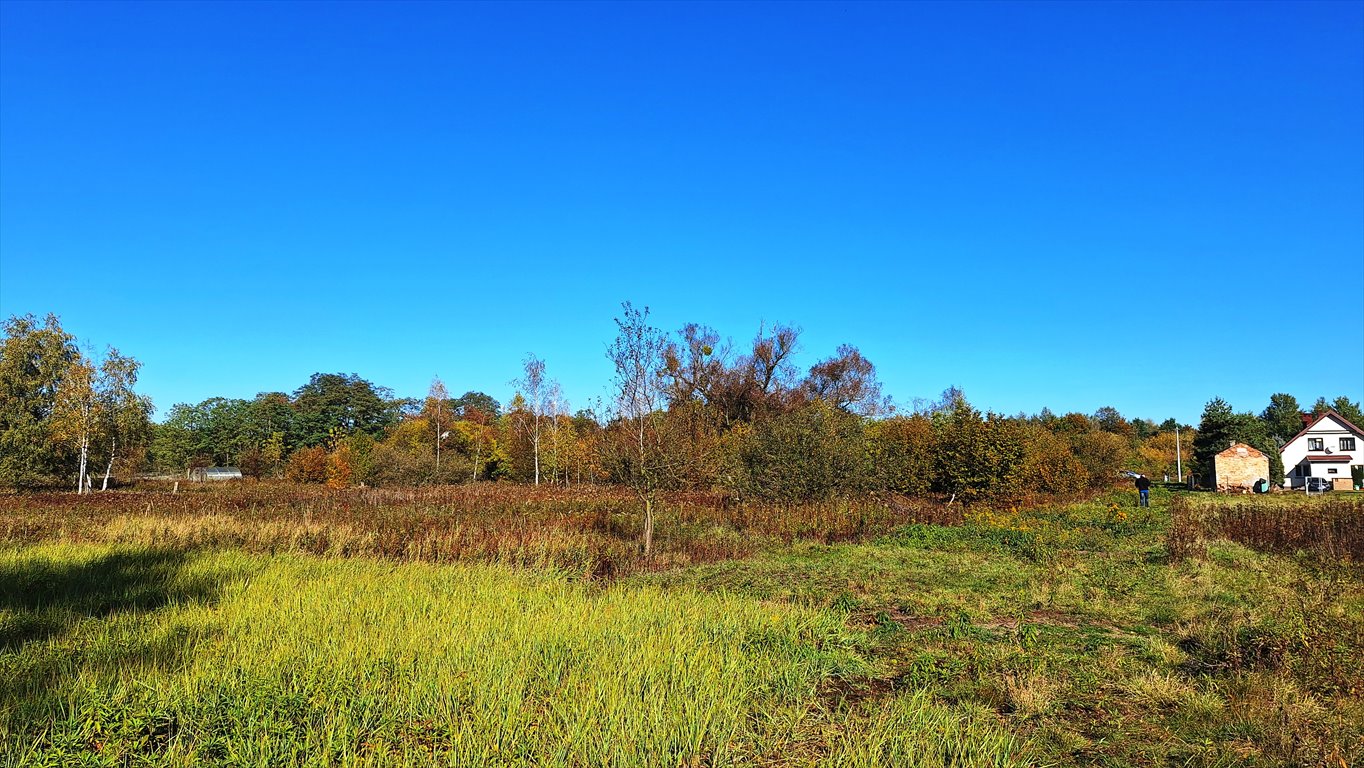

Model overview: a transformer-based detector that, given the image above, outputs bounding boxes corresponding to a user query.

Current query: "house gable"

[1282,410,1364,447]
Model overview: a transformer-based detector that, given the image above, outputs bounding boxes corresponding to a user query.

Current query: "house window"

[1308,438,1324,451]
[1341,437,1357,451]
[1328,468,1338,474]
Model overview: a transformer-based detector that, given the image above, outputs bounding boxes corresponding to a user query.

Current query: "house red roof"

[1282,409,1364,448]
[1305,454,1352,463]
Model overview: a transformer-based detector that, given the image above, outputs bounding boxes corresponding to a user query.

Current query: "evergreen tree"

[1194,398,1282,485]
[1192,397,1239,484]
[1260,393,1303,444]
[1327,396,1364,426]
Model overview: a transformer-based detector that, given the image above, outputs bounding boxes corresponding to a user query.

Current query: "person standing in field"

[1134,474,1151,507]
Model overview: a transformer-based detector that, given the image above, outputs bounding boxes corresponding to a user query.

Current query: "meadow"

[2,483,1361,766]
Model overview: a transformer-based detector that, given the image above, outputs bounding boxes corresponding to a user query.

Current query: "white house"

[1280,409,1364,490]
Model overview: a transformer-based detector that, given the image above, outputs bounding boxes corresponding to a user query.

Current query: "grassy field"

[2,484,1361,766]
[0,484,918,578]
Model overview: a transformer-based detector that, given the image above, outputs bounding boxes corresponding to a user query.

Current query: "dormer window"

[1342,437,1357,451]
[1308,438,1324,451]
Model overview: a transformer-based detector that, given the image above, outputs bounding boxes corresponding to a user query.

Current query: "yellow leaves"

[387,417,433,453]
[327,445,355,489]
[50,356,98,445]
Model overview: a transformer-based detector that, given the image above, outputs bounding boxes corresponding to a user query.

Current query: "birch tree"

[606,302,670,556]
[545,380,566,485]
[512,355,547,485]
[427,377,450,477]
[51,354,99,493]
[95,349,153,489]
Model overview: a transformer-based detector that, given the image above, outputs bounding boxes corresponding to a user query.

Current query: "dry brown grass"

[1170,494,1364,562]
[0,482,927,578]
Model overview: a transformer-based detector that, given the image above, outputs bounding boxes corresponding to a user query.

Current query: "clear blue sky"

[2,0,1361,424]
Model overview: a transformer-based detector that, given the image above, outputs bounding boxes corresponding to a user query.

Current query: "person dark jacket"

[1134,475,1151,491]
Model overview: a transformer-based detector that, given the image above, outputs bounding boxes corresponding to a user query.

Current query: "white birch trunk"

[643,494,654,557]
[102,436,117,491]
[77,432,89,494]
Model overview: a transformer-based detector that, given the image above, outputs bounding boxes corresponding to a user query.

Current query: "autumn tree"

[51,353,99,492]
[866,415,936,495]
[543,380,568,485]
[450,418,497,481]
[1069,430,1133,488]
[662,323,727,411]
[453,390,501,420]
[747,323,802,416]
[1138,428,1196,481]
[285,446,329,483]
[93,349,153,488]
[568,408,605,485]
[662,321,801,427]
[605,302,671,556]
[931,394,1026,502]
[1018,423,1088,495]
[426,377,451,476]
[1090,406,1132,437]
[511,355,551,485]
[804,344,890,417]
[0,314,78,488]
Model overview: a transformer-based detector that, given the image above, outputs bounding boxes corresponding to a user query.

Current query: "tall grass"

[1170,494,1364,562]
[0,544,1027,767]
[0,483,928,577]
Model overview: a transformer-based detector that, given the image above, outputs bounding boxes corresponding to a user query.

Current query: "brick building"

[1214,442,1269,492]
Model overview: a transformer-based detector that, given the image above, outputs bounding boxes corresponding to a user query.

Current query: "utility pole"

[1176,426,1183,485]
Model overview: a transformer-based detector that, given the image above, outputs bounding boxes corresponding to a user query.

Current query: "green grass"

[1,545,1024,767]
[640,489,1364,766]
[3,486,1362,766]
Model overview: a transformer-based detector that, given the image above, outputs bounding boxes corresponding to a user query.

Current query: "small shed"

[1214,443,1269,492]
[188,466,243,482]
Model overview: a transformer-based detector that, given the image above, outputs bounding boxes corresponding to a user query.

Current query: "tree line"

[1191,393,1363,486]
[4,310,1358,503]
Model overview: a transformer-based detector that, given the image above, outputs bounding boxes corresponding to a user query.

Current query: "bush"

[932,404,1026,502]
[363,443,434,487]
[1019,426,1087,496]
[866,416,934,495]
[326,446,354,489]
[735,401,870,501]
[1069,431,1131,489]
[284,447,327,484]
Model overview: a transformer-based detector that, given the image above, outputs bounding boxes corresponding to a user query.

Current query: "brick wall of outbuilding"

[1214,443,1270,491]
